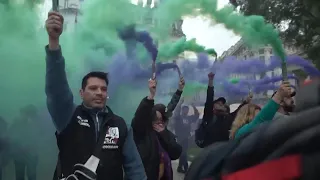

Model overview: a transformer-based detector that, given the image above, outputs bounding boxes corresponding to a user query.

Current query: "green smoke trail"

[157,37,217,62]
[199,1,285,60]
[0,1,47,120]
[183,82,207,97]
[153,0,285,60]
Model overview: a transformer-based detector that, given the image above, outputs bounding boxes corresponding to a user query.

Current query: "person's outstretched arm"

[131,79,156,135]
[202,73,214,125]
[45,12,75,134]
[123,128,147,180]
[172,98,183,119]
[166,90,183,118]
[235,82,291,138]
[195,73,215,148]
[166,76,185,118]
[131,96,154,135]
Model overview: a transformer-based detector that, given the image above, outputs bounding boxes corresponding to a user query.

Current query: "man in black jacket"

[131,76,184,180]
[195,73,249,148]
[45,11,146,180]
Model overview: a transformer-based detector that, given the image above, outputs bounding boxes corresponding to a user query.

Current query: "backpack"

[185,80,320,180]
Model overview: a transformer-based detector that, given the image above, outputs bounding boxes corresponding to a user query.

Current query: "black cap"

[153,104,169,121]
[213,97,226,104]
[271,91,296,98]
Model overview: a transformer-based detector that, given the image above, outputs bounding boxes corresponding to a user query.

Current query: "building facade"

[56,0,81,33]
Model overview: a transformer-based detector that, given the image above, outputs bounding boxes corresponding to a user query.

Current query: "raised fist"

[46,11,64,40]
[277,81,291,98]
[273,81,291,103]
[148,78,157,96]
[208,72,215,80]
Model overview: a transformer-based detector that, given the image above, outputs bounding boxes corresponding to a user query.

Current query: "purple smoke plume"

[211,55,320,77]
[197,53,211,69]
[136,31,158,61]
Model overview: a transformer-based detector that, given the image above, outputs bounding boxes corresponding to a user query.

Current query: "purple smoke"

[197,53,210,69]
[136,31,158,61]
[212,55,320,77]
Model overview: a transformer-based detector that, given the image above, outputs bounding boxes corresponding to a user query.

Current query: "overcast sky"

[132,0,241,56]
[182,0,240,56]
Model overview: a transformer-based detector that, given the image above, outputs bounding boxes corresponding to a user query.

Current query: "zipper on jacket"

[95,112,100,141]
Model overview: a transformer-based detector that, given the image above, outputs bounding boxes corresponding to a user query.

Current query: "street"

[172,160,191,180]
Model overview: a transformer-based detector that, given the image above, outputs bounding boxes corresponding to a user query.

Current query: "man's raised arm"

[131,78,156,135]
[166,76,185,117]
[202,72,214,123]
[45,12,75,133]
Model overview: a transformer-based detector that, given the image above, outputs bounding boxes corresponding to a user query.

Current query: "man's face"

[80,77,108,109]
[282,96,295,112]
[181,106,189,116]
[213,101,225,111]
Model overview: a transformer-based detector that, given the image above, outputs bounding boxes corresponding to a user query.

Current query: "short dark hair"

[81,71,109,89]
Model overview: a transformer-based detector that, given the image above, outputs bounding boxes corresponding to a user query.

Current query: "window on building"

[259,49,264,54]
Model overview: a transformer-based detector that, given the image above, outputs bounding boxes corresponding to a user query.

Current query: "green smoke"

[183,81,207,97]
[157,37,217,62]
[0,0,287,120]
[0,0,288,178]
[200,1,286,60]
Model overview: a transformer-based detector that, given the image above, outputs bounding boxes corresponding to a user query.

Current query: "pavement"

[172,160,192,180]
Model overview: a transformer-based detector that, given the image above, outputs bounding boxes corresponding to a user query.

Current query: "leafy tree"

[231,0,320,68]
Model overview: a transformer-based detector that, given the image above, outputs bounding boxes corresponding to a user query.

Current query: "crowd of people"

[0,105,41,180]
[0,11,304,180]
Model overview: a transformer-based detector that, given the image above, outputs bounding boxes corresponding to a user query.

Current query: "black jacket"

[131,90,182,180]
[56,105,128,180]
[196,86,246,148]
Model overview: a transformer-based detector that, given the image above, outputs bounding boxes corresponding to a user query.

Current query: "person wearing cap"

[173,98,200,173]
[131,76,185,180]
[271,91,296,121]
[195,73,251,148]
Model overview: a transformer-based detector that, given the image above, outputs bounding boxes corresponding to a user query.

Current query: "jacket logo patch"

[103,127,119,149]
[77,116,90,127]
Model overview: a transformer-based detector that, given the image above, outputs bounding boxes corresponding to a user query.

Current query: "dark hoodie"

[195,86,246,148]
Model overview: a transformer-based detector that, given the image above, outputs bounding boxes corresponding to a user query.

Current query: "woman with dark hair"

[131,77,185,180]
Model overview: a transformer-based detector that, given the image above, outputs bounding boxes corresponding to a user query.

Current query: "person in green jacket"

[229,81,292,140]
